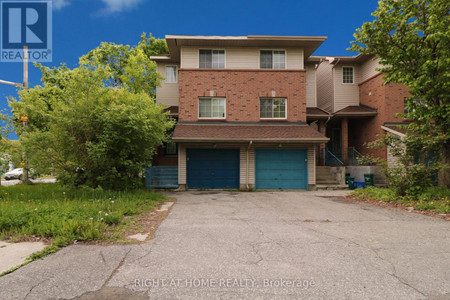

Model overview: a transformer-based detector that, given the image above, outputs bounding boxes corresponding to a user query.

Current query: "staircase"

[316,166,347,190]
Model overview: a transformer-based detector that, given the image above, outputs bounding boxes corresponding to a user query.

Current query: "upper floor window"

[260,50,286,69]
[260,98,287,119]
[199,98,226,118]
[165,66,177,83]
[199,50,225,68]
[342,67,354,84]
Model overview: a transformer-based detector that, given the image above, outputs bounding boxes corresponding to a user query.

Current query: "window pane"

[199,98,225,118]
[260,98,286,118]
[273,51,285,69]
[260,51,272,69]
[199,50,212,68]
[165,142,177,155]
[165,66,177,83]
[260,98,272,118]
[212,50,225,68]
[343,67,353,83]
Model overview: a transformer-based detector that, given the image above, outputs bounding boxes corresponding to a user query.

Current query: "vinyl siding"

[240,147,255,186]
[359,57,381,83]
[306,64,317,107]
[316,61,333,112]
[308,145,315,185]
[180,46,304,69]
[155,63,179,107]
[333,64,360,112]
[178,144,186,185]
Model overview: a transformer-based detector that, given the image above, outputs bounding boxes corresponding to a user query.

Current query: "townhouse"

[149,35,409,190]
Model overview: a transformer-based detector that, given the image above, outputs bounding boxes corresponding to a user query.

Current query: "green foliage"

[363,133,443,196]
[351,0,450,186]
[138,32,169,57]
[351,186,450,213]
[4,34,174,189]
[0,183,166,247]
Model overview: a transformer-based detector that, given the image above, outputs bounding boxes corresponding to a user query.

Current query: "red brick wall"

[153,146,177,166]
[353,73,409,159]
[178,69,307,122]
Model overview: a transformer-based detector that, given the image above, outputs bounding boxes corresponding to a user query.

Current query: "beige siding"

[155,63,179,107]
[305,64,317,107]
[333,64,360,112]
[181,47,198,68]
[180,46,304,69]
[178,144,186,185]
[359,57,381,83]
[316,61,333,112]
[240,147,255,186]
[308,145,315,185]
[286,48,304,69]
[226,48,259,69]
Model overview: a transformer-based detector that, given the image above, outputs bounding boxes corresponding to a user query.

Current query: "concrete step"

[316,180,340,185]
[316,184,348,190]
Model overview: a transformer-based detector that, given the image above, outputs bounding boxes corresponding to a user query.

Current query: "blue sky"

[0,0,379,139]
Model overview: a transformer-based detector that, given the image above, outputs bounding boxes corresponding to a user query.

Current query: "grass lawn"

[351,186,450,214]
[0,183,166,270]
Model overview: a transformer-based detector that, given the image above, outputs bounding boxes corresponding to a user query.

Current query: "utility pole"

[22,46,31,183]
[0,46,30,183]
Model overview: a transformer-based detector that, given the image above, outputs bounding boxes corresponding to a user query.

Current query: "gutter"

[246,141,253,189]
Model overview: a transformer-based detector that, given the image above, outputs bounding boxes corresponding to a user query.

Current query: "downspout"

[246,140,253,189]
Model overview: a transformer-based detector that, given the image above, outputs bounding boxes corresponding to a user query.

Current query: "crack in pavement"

[23,277,51,299]
[99,251,106,264]
[102,248,132,288]
[302,224,426,297]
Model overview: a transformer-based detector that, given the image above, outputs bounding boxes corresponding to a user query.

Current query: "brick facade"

[352,73,410,159]
[178,69,307,122]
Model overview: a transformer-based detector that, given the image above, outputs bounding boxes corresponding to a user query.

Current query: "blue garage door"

[255,149,308,190]
[187,149,240,189]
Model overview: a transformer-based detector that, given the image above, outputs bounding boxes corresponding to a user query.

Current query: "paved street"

[0,190,449,300]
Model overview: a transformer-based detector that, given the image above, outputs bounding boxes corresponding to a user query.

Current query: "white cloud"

[53,0,70,10]
[99,0,145,13]
[51,0,145,14]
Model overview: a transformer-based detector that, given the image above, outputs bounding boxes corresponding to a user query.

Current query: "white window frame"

[165,65,178,83]
[198,97,227,119]
[259,98,288,120]
[198,49,226,69]
[342,66,354,84]
[259,49,287,69]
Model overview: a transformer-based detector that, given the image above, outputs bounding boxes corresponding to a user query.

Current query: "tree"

[5,35,174,189]
[351,0,450,188]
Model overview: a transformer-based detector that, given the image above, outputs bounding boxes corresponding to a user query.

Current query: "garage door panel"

[187,149,240,189]
[255,149,308,190]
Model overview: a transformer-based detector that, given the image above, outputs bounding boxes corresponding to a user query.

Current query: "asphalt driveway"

[0,190,449,300]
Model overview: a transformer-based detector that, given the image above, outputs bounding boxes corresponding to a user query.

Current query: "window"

[164,141,177,155]
[199,50,225,68]
[343,67,354,84]
[404,98,410,114]
[199,98,226,118]
[260,98,287,119]
[165,66,177,83]
[260,50,286,69]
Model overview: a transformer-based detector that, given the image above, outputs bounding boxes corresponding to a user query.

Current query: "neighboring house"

[313,54,409,167]
[149,35,410,190]
[151,35,329,190]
